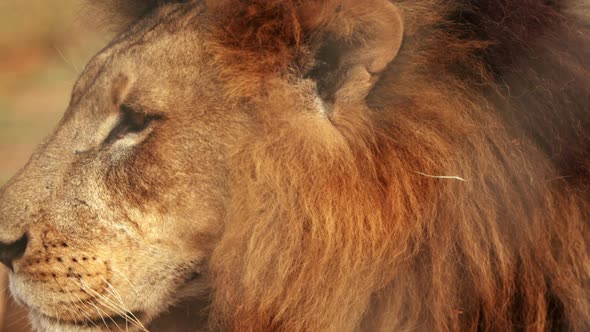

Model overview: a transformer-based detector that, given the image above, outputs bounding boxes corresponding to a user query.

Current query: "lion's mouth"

[39,311,146,330]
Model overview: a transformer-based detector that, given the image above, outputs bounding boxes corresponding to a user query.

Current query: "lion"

[0,0,589,331]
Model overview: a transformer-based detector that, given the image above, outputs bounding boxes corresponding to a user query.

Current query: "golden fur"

[0,0,588,331]
[207,1,590,330]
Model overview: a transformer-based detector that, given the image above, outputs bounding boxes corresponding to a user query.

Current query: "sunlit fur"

[1,0,588,331]
[204,0,590,330]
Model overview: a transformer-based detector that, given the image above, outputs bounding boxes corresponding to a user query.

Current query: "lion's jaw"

[0,2,236,331]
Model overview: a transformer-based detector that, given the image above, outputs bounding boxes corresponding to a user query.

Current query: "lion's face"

[0,3,238,330]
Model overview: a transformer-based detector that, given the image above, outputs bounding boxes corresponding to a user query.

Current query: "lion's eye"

[104,105,159,144]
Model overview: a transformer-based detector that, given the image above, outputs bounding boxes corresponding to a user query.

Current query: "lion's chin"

[31,311,148,332]
[22,271,208,331]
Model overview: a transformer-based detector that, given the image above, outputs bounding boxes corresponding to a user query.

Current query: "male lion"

[0,0,589,331]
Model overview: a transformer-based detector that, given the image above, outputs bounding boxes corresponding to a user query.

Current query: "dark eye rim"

[103,105,162,145]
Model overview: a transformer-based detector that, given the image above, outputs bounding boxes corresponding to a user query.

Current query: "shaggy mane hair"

[95,0,589,330]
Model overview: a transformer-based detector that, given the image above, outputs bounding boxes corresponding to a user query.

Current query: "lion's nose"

[0,233,28,270]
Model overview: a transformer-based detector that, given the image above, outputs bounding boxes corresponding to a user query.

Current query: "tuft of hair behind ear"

[205,0,358,97]
[85,0,180,31]
[206,0,309,96]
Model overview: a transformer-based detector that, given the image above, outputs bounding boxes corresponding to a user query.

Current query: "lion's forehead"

[71,3,206,111]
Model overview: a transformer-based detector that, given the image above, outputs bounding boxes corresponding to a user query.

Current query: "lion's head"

[1,0,589,331]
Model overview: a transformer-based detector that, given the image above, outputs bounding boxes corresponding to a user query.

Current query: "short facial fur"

[0,4,234,330]
[1,0,589,331]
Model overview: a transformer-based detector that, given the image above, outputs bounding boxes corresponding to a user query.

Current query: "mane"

[208,0,590,331]
[93,0,590,330]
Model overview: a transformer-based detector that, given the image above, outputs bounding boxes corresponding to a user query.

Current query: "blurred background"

[0,1,111,330]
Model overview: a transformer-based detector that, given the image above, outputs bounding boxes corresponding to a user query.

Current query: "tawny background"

[0,1,109,330]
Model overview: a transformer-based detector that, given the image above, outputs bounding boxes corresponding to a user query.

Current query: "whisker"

[100,278,133,331]
[77,278,130,315]
[72,259,136,330]
[53,45,80,73]
[77,279,146,331]
[98,276,147,331]
[5,295,31,330]
[111,267,140,296]
[5,313,30,329]
[49,285,63,326]
[71,280,122,332]
[84,296,116,332]
[53,275,89,327]
[67,286,102,330]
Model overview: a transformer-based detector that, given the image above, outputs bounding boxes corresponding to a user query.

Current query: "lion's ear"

[303,0,404,103]
[208,0,404,101]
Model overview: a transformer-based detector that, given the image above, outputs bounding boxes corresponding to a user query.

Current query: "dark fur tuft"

[88,0,189,29]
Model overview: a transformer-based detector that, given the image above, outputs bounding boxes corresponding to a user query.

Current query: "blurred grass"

[0,0,111,186]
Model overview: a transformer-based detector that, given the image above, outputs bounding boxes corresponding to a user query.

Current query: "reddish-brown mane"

[97,0,590,330]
